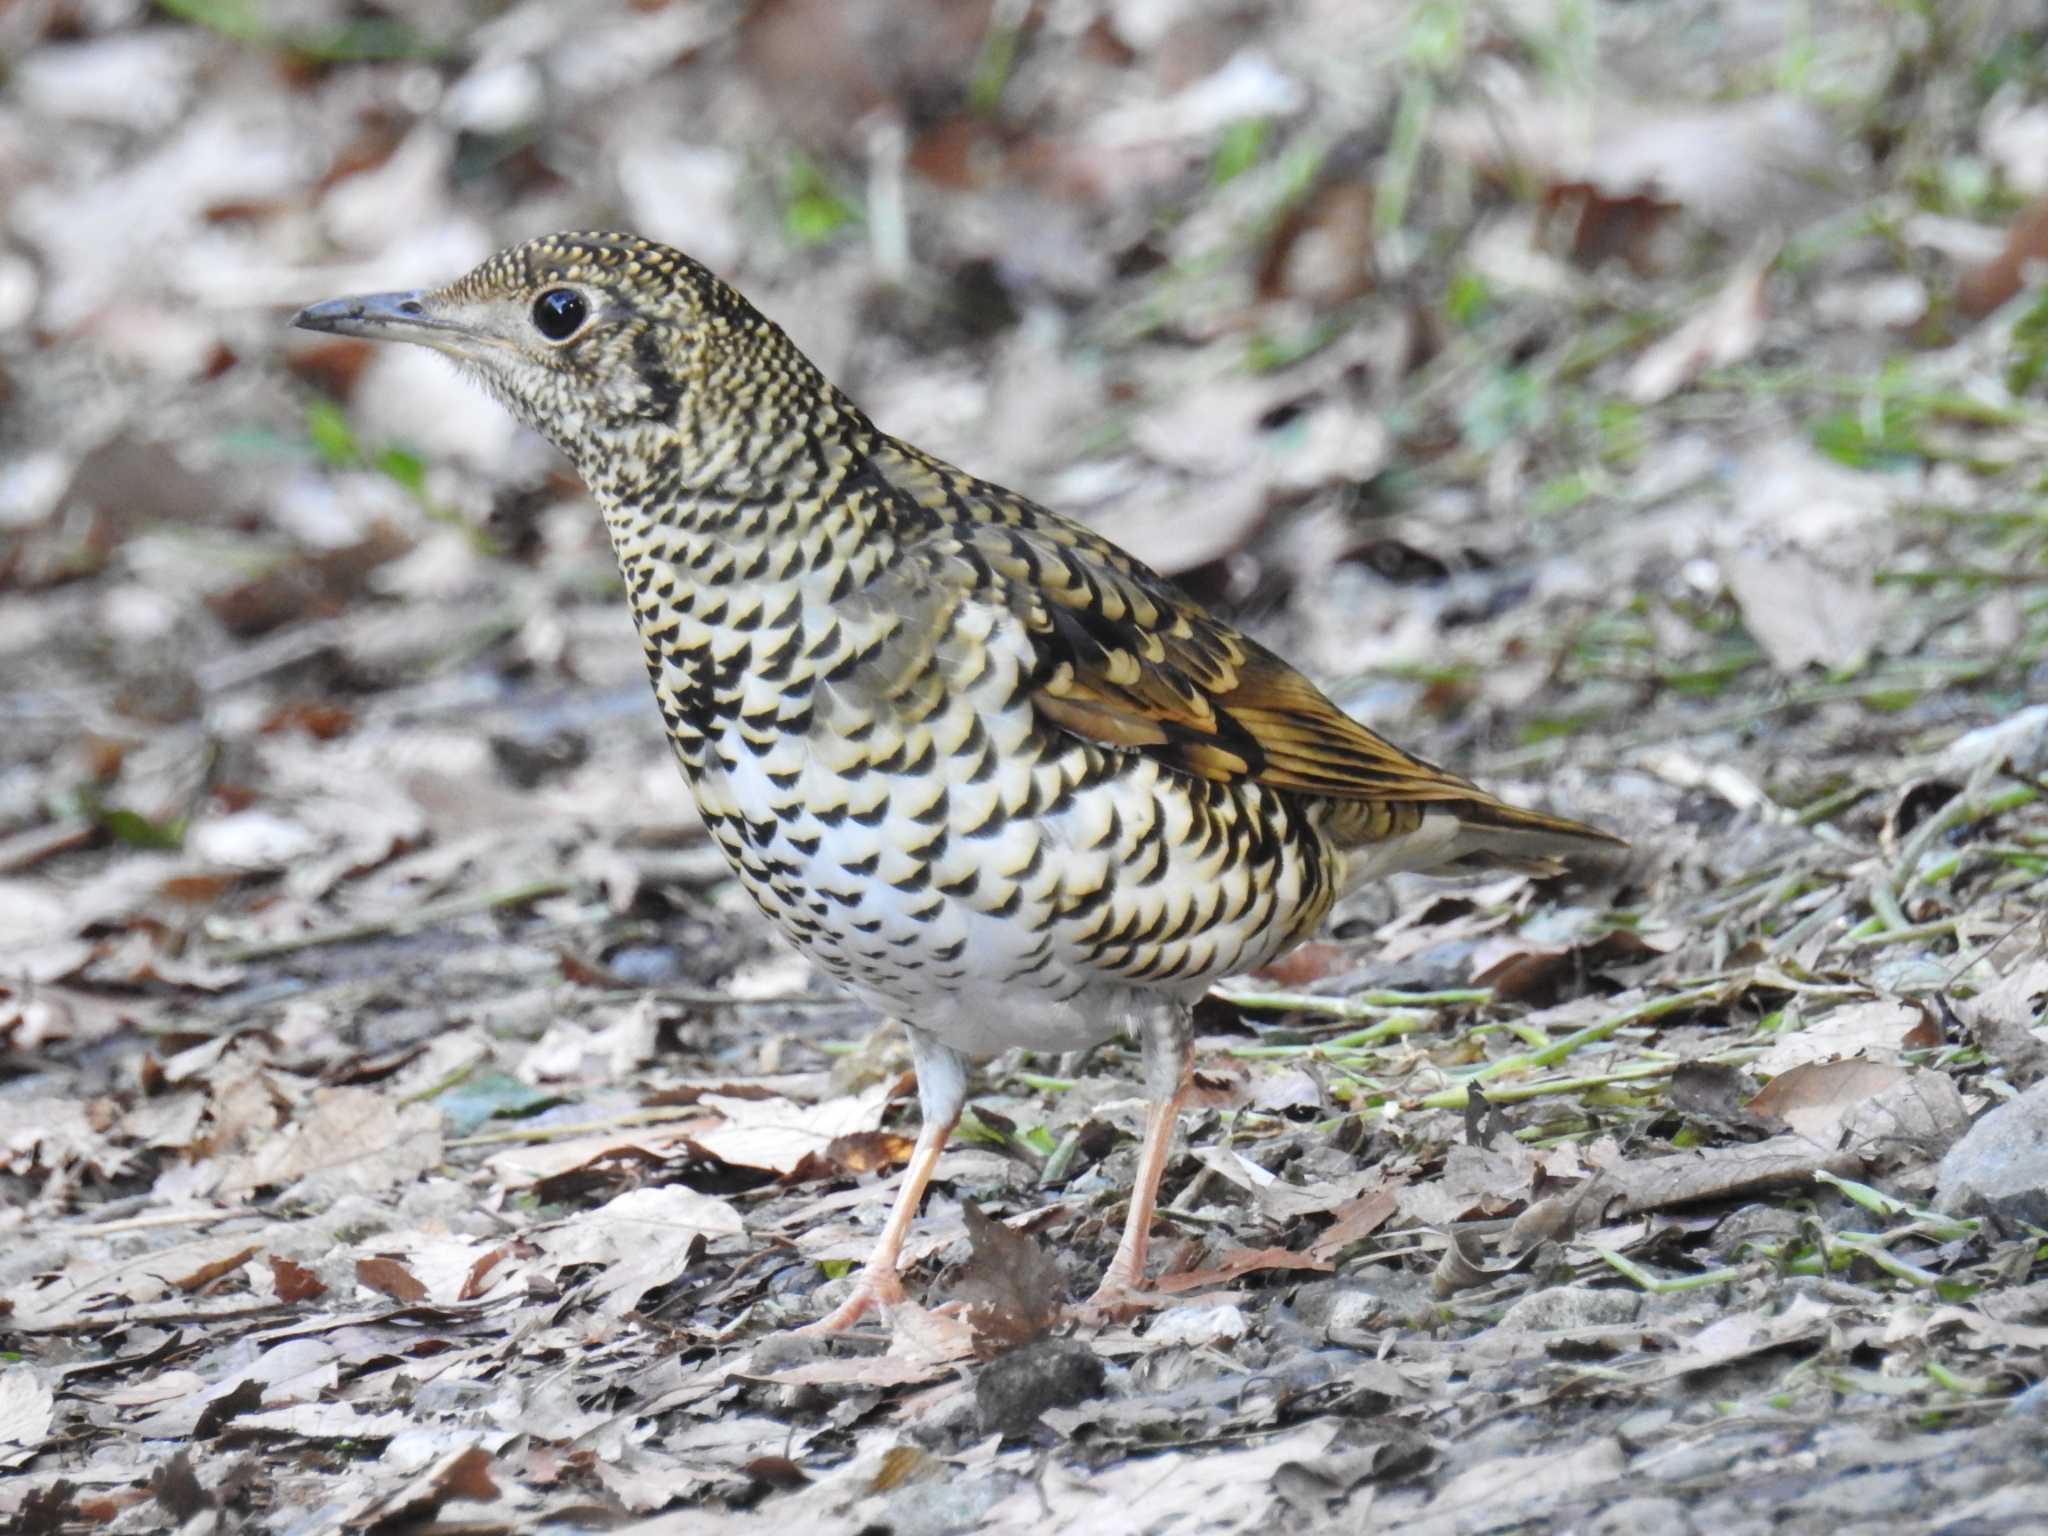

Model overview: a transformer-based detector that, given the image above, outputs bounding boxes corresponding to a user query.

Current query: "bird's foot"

[797,1267,911,1335]
[1071,1272,1167,1328]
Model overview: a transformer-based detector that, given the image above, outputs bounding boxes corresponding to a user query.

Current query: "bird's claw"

[1071,1273,1165,1328]
[796,1269,911,1335]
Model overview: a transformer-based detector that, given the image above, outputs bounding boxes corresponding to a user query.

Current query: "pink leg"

[798,1108,957,1332]
[798,1026,968,1334]
[1083,1006,1193,1315]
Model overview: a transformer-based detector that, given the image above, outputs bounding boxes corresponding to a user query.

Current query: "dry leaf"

[218,1086,442,1202]
[1509,1133,1867,1248]
[171,1245,259,1294]
[1837,1068,1969,1170]
[433,1445,500,1504]
[354,1256,428,1303]
[1958,196,2048,319]
[948,1200,1063,1353]
[0,1365,55,1468]
[1748,1059,1912,1146]
[1439,90,1841,246]
[826,1130,916,1174]
[1668,1062,1774,1137]
[1421,1438,1626,1519]
[687,1082,893,1176]
[537,1185,744,1317]
[458,1244,516,1302]
[1625,239,1777,404]
[1307,1186,1400,1263]
[1959,959,2048,1084]
[1754,999,1925,1075]
[340,1442,501,1530]
[1723,546,1882,673]
[1154,1246,1332,1294]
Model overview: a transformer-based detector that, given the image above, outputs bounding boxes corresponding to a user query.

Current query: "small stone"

[1289,1275,1415,1340]
[1613,1407,1675,1446]
[1497,1285,1643,1333]
[744,1330,824,1375]
[1146,1302,1247,1346]
[973,1337,1105,1438]
[1936,1080,2048,1227]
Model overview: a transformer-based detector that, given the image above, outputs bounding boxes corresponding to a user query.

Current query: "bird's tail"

[1331,794,1625,888]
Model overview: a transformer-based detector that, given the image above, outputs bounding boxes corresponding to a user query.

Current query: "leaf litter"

[5,0,2048,1532]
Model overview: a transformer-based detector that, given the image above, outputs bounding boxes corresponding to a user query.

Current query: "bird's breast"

[610,541,1344,1039]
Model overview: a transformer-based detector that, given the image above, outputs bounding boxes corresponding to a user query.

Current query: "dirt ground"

[4,2,2048,1532]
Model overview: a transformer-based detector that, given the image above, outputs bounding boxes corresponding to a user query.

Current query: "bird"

[294,232,1623,1334]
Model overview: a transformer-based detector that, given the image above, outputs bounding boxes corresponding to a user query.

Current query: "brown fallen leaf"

[432,1445,499,1504]
[342,1442,501,1530]
[1252,940,1350,989]
[1472,929,1667,1008]
[685,1082,893,1177]
[1537,181,1683,273]
[283,335,375,399]
[1748,1058,1911,1145]
[204,523,411,638]
[258,699,356,742]
[1667,1062,1775,1139]
[485,1118,712,1189]
[1440,91,1841,250]
[1256,136,1375,305]
[354,1256,428,1304]
[1154,1245,1334,1294]
[77,1487,155,1523]
[737,0,993,148]
[1307,1185,1401,1263]
[948,1200,1063,1354]
[458,1244,515,1302]
[1958,196,2048,319]
[192,1379,264,1440]
[744,1456,811,1490]
[171,1245,258,1294]
[267,1256,327,1303]
[825,1129,917,1175]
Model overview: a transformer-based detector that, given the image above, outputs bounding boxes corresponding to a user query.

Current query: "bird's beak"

[292,290,488,354]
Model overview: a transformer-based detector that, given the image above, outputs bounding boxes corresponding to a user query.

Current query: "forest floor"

[4,2,2047,1532]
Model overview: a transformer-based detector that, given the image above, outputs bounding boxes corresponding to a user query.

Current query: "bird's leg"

[800,1026,969,1334]
[1084,1003,1193,1315]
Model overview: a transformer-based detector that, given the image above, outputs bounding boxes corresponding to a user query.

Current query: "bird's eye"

[531,288,589,341]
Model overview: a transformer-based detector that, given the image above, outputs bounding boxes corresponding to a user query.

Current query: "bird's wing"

[865,439,1619,852]
[958,521,1481,800]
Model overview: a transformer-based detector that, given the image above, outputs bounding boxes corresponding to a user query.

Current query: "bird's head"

[293,231,831,489]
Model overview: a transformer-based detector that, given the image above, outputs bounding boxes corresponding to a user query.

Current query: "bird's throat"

[580,411,906,767]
